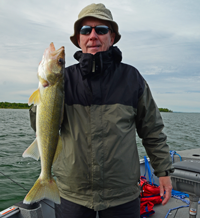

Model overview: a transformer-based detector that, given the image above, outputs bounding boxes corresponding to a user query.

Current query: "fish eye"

[58,58,64,64]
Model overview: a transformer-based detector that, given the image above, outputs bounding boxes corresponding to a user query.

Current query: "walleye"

[22,42,65,204]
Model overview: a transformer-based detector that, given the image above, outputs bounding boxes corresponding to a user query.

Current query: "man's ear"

[77,34,80,47]
[110,32,116,46]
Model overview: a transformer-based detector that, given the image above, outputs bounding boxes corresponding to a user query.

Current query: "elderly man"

[30,3,174,218]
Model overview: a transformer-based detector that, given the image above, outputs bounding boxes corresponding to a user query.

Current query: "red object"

[140,201,155,217]
[140,176,162,217]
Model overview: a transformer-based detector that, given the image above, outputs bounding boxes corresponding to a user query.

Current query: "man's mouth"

[88,45,101,48]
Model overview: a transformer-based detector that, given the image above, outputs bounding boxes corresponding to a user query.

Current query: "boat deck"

[6,197,200,218]
[1,148,200,218]
[152,147,200,218]
[154,197,200,218]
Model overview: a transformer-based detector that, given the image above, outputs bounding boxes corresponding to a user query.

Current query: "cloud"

[0,0,200,112]
[154,92,200,113]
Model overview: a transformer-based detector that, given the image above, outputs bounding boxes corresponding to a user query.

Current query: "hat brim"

[70,15,121,48]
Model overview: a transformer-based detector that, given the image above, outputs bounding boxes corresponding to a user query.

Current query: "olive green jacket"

[29,47,173,211]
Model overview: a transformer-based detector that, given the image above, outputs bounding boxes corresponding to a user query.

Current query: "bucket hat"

[70,3,121,48]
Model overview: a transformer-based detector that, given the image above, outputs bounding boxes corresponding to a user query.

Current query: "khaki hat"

[70,3,121,48]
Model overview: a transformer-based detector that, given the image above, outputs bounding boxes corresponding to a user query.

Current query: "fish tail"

[23,176,60,204]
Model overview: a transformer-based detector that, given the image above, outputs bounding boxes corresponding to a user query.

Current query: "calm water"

[0,109,200,210]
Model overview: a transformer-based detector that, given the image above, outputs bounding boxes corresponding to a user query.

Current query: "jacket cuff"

[154,168,174,177]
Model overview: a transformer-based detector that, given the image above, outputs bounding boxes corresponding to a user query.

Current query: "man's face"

[77,18,116,55]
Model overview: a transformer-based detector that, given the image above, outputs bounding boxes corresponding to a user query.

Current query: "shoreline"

[0,102,31,109]
[0,108,30,109]
[0,102,172,112]
[0,108,172,112]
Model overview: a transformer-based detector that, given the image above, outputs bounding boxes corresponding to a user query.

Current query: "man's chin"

[87,47,101,55]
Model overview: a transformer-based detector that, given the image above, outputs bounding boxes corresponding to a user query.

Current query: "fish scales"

[37,80,63,177]
[22,42,65,204]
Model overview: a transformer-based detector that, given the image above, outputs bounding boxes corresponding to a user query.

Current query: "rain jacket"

[29,46,173,211]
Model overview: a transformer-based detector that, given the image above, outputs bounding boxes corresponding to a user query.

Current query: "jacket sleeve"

[29,105,37,132]
[135,81,174,177]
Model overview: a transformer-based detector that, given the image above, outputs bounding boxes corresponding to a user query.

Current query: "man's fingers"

[160,185,164,197]
[159,176,173,205]
[162,188,171,205]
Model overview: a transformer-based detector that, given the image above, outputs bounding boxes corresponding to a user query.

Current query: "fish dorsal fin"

[22,138,40,161]
[28,89,40,106]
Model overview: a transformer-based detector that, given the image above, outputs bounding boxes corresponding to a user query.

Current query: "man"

[30,3,174,218]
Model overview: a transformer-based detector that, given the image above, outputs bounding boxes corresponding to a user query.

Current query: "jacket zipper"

[92,60,95,73]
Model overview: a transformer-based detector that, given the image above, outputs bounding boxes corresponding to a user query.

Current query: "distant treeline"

[0,102,30,109]
[159,108,173,112]
[0,102,173,112]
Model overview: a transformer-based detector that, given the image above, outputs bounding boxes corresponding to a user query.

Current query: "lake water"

[0,109,200,211]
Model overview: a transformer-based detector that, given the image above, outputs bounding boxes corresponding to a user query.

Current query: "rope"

[165,205,189,218]
[170,150,182,163]
[172,195,190,205]
[165,195,200,218]
[144,156,155,184]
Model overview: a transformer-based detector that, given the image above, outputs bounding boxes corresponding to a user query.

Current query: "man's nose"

[89,28,98,39]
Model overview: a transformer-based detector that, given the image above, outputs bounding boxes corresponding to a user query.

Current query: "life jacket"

[140,157,162,217]
[140,176,162,217]
[140,201,155,217]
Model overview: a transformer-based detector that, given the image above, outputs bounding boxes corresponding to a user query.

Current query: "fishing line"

[0,171,29,192]
[0,171,55,210]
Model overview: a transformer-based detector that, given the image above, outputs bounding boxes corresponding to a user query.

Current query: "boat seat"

[171,160,200,217]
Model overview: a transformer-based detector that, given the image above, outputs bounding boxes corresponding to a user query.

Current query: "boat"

[1,148,200,218]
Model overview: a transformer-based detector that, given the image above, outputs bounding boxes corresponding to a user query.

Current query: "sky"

[0,0,200,112]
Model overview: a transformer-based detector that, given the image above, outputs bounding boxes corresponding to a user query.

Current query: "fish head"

[38,42,65,87]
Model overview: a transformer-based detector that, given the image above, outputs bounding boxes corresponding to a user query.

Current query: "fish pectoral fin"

[28,89,40,106]
[22,138,40,161]
[23,176,60,204]
[53,135,63,164]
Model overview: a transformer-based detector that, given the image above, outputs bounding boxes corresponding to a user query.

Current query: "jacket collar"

[74,46,122,79]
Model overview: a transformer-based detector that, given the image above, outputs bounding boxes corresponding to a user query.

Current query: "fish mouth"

[49,44,65,61]
[44,43,65,61]
[37,43,65,86]
[46,44,65,68]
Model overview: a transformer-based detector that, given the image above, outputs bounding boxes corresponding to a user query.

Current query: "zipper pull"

[92,60,95,73]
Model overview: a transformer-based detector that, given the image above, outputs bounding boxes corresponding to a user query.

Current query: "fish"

[22,42,65,204]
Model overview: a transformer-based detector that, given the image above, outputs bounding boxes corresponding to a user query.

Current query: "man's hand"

[159,176,172,205]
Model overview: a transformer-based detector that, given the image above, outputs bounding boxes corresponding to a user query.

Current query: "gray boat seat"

[171,160,200,217]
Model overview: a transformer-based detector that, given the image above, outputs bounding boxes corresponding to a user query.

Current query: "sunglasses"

[79,25,112,35]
